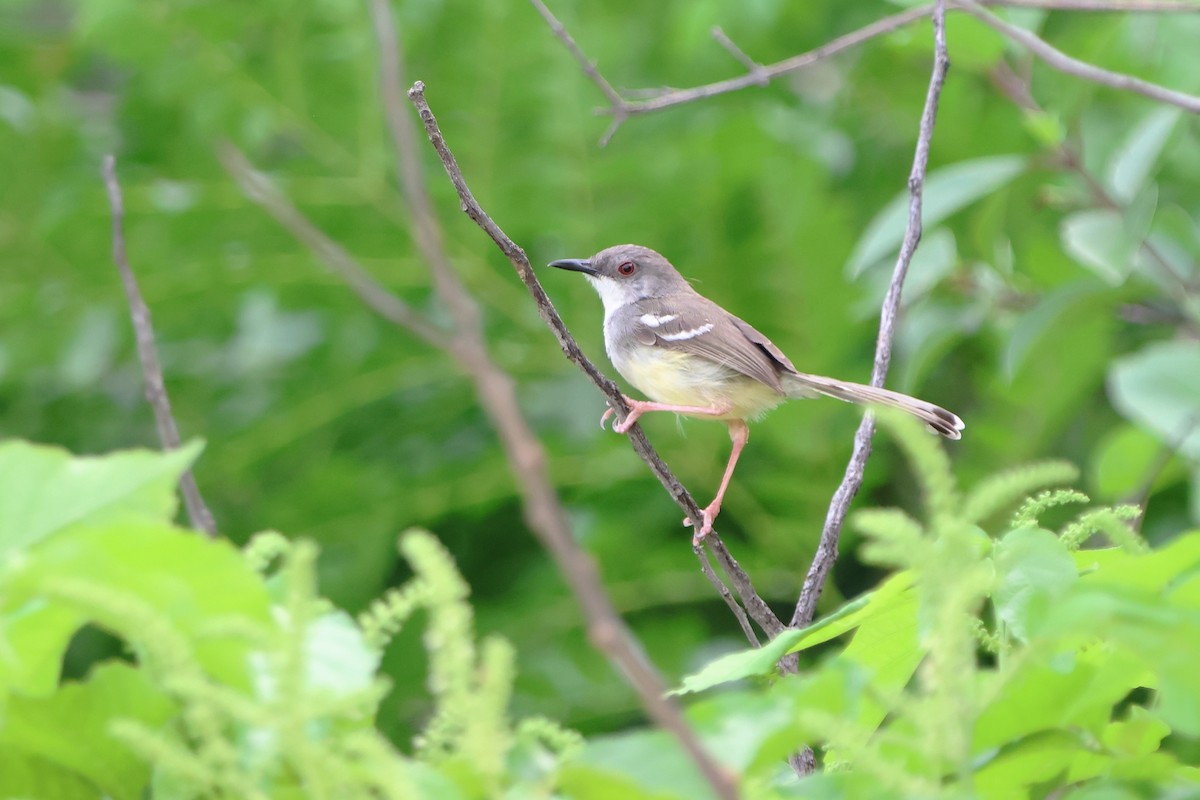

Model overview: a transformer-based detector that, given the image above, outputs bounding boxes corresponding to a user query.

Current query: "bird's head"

[549,244,690,316]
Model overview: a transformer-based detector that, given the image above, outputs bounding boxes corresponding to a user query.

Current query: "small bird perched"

[549,244,964,542]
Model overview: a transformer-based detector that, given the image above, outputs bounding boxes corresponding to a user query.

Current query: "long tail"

[783,372,964,440]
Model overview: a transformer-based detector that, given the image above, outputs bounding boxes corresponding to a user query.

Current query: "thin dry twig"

[791,0,952,631]
[218,147,447,348]
[960,1,1200,114]
[711,27,769,86]
[530,0,1198,142]
[101,155,218,538]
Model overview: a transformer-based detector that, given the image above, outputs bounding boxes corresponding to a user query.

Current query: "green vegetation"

[2,0,1199,796]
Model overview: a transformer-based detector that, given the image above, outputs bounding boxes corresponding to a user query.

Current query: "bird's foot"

[683,501,721,544]
[600,396,645,434]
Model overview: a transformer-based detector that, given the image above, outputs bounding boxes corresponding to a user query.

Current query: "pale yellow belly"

[612,346,785,421]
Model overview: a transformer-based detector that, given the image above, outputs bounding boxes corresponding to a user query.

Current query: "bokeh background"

[3,0,1199,747]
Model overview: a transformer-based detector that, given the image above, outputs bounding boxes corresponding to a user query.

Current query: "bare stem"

[101,155,218,538]
[960,1,1200,113]
[530,0,1199,141]
[791,0,952,632]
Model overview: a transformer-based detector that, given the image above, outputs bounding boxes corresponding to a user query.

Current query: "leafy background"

[2,0,1199,761]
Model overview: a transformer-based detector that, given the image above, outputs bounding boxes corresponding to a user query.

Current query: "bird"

[549,244,964,542]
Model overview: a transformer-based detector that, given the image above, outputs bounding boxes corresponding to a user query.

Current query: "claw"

[600,407,615,430]
[683,506,718,544]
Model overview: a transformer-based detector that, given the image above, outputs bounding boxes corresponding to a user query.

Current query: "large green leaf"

[1108,341,1200,460]
[992,526,1077,641]
[0,440,204,557]
[1107,107,1180,204]
[562,729,714,800]
[0,662,175,800]
[672,573,914,695]
[2,520,272,691]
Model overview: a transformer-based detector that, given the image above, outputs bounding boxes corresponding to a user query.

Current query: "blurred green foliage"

[2,0,1200,767]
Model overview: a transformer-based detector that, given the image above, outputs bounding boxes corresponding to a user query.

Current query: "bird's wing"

[632,297,791,393]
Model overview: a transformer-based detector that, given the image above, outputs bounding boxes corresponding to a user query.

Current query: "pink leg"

[600,395,729,434]
[686,420,749,543]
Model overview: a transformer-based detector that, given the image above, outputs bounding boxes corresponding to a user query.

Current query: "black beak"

[548,258,597,276]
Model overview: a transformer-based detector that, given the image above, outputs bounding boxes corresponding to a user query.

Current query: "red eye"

[617,261,636,276]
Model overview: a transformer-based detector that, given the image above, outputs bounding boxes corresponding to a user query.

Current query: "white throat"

[585,276,634,325]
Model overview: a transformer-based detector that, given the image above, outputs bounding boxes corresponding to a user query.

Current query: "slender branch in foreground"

[218,146,447,349]
[791,0,951,631]
[530,0,1198,142]
[960,1,1200,114]
[101,155,218,539]
[406,81,785,639]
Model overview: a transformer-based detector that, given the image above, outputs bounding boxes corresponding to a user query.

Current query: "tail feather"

[784,372,964,440]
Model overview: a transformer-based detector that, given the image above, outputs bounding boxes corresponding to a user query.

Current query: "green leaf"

[1060,209,1138,285]
[973,648,1146,752]
[1107,107,1180,204]
[1002,283,1102,380]
[1089,424,1181,502]
[827,579,920,757]
[0,749,103,799]
[302,610,380,694]
[974,730,1095,800]
[0,440,204,557]
[562,730,713,800]
[0,603,83,695]
[847,156,1026,277]
[993,527,1077,640]
[1108,341,1200,460]
[672,573,913,695]
[1072,532,1200,592]
[0,662,175,800]
[3,521,272,690]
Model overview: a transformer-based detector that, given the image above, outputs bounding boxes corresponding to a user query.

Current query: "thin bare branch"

[791,0,952,631]
[528,0,629,144]
[960,1,1200,113]
[101,155,218,539]
[995,0,1200,11]
[368,0,482,337]
[711,27,769,86]
[695,543,760,646]
[218,145,447,349]
[530,0,1198,140]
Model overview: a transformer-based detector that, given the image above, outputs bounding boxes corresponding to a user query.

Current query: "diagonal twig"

[217,146,447,349]
[710,27,769,87]
[959,0,1200,114]
[791,0,952,631]
[530,0,1198,143]
[101,155,218,538]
